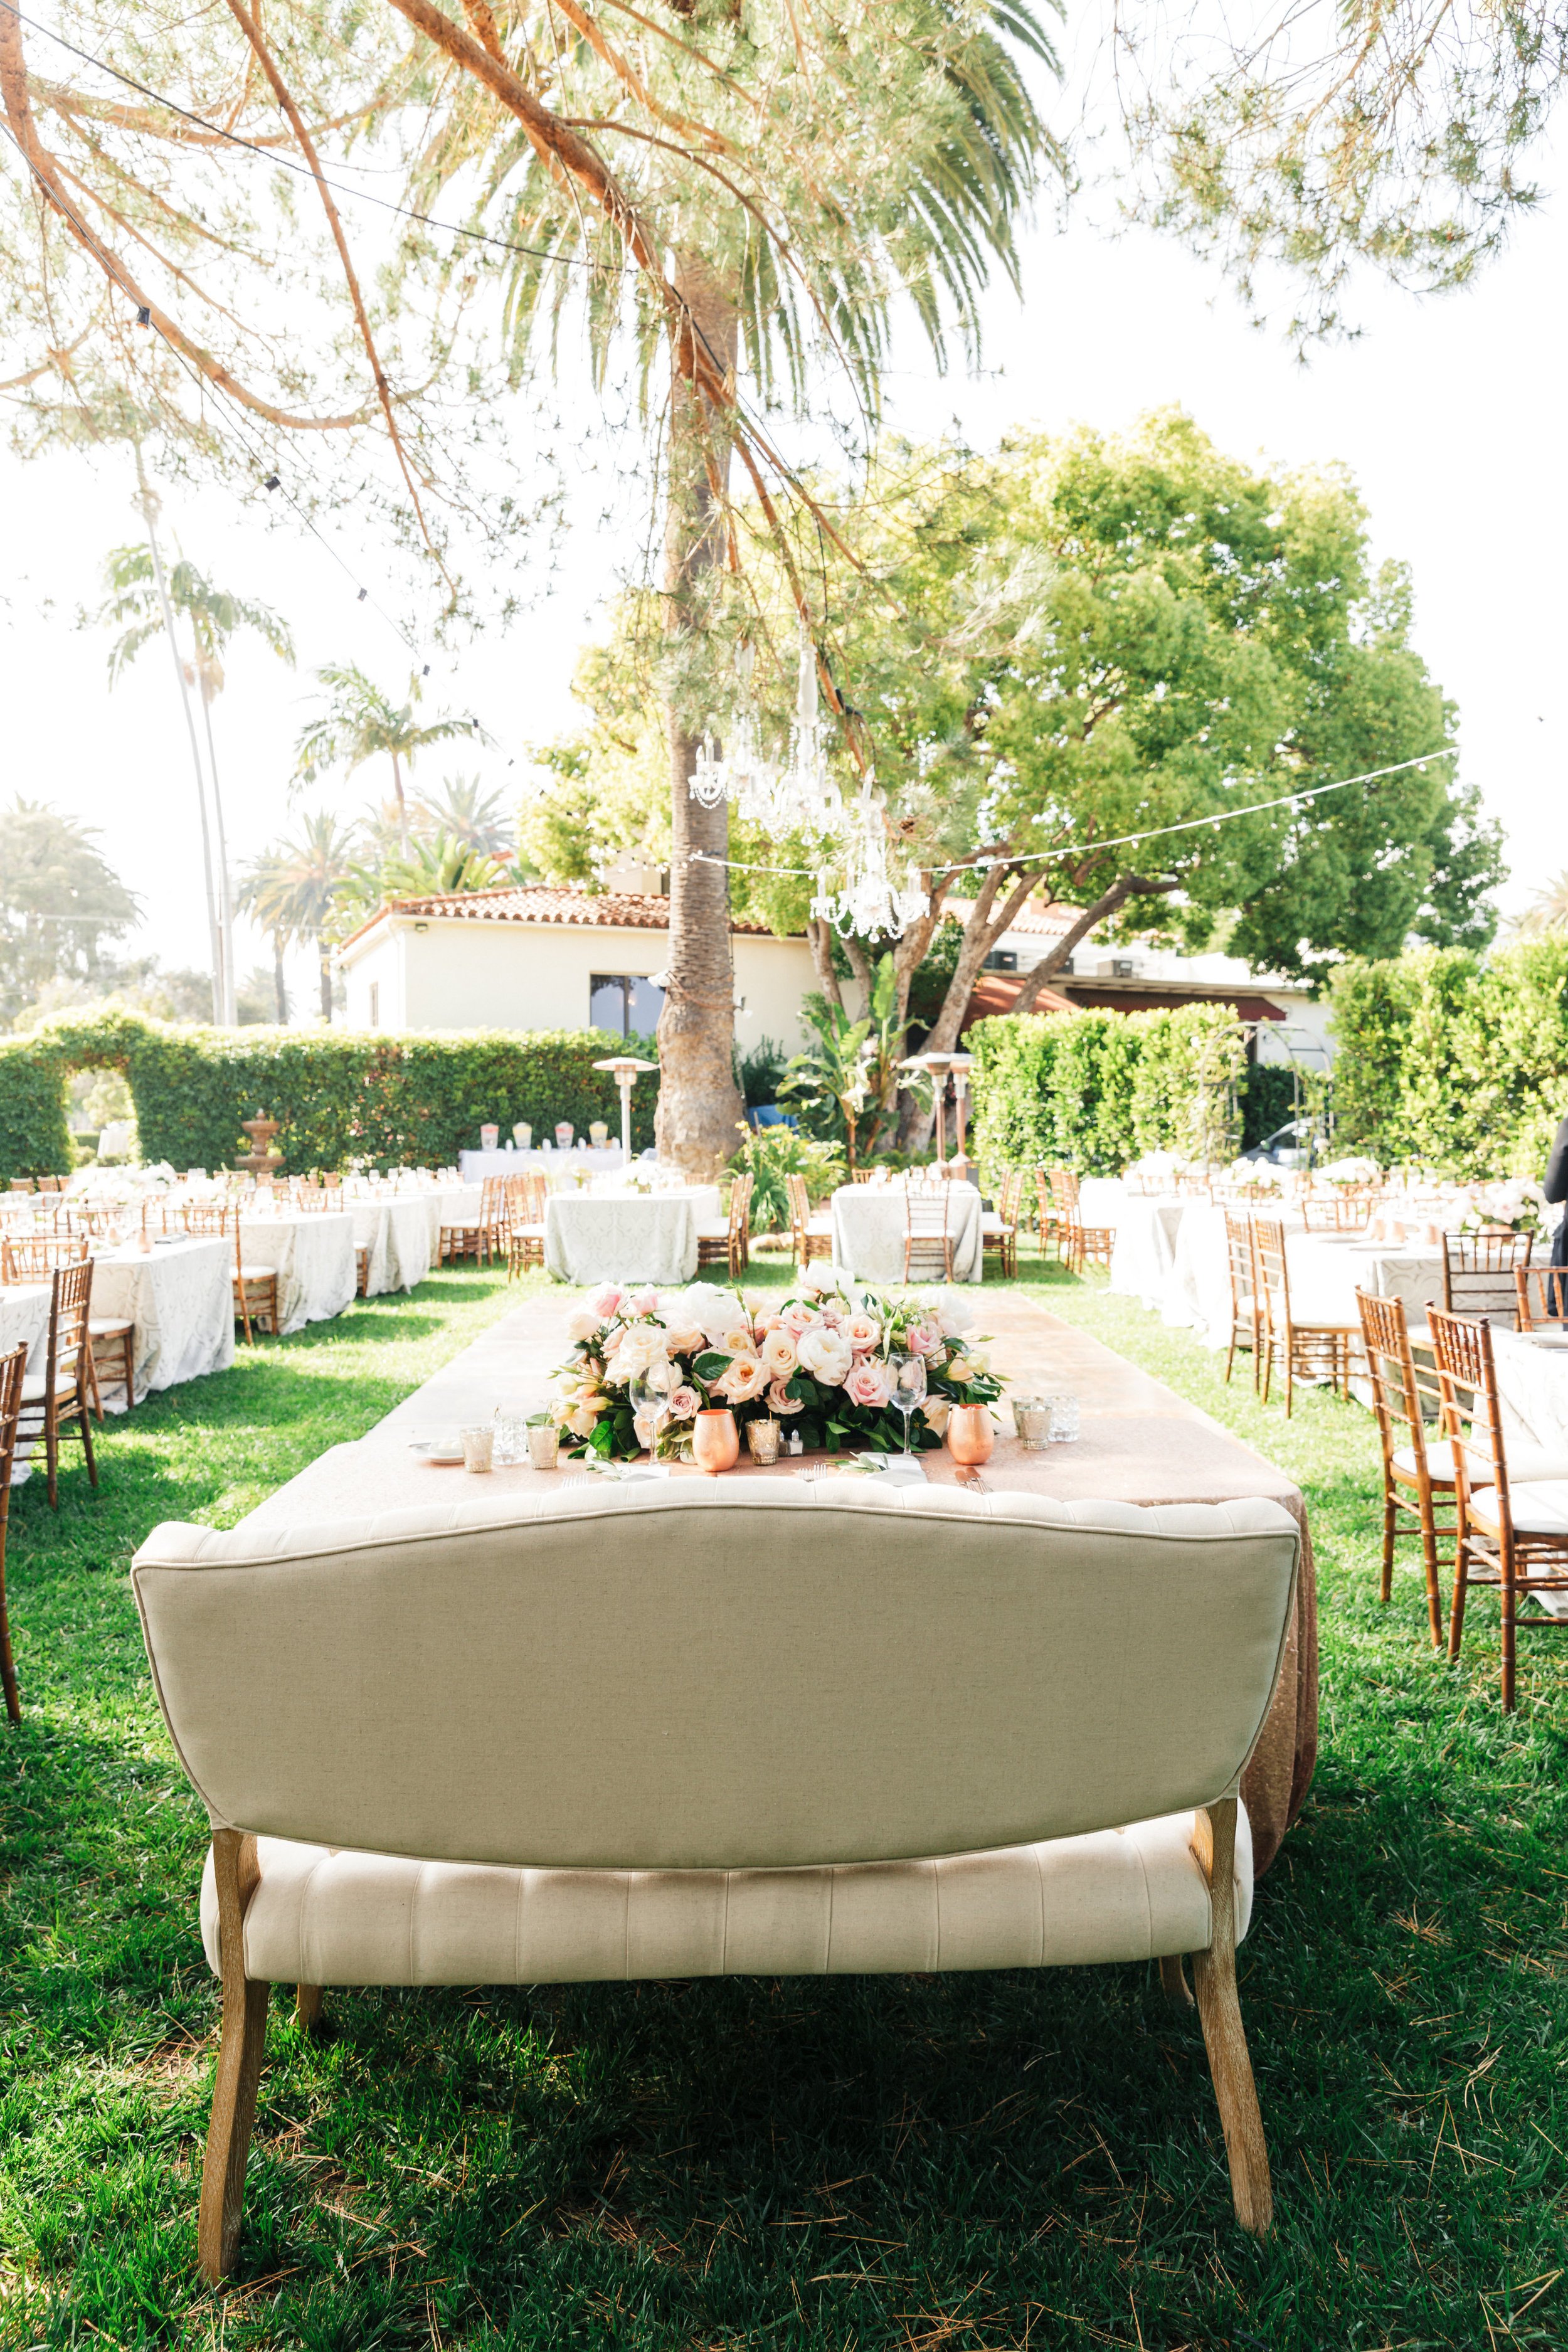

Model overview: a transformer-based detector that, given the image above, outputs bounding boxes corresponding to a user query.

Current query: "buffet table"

[240,1289,1318,1875]
[830,1182,985,1285]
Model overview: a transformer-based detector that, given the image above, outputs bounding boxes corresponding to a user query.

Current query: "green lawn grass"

[1,1256,1565,2349]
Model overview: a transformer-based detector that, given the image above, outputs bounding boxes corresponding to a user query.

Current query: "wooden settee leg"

[1158,1952,1193,2009]
[296,1983,324,2035]
[1190,1799,1272,2237]
[198,1830,268,2283]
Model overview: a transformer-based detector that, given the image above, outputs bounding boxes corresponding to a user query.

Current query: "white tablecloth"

[236,1213,356,1334]
[1284,1234,1446,1331]
[0,1283,50,1374]
[460,1147,625,1182]
[543,1189,721,1285]
[829,1184,984,1285]
[1108,1195,1188,1309]
[88,1238,235,1407]
[1489,1330,1568,1617]
[347,1197,432,1296]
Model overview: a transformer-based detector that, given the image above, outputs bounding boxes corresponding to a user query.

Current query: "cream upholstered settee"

[132,1478,1301,2280]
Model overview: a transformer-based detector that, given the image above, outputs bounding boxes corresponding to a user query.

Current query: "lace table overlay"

[830,1184,983,1285]
[236,1215,357,1334]
[89,1237,235,1406]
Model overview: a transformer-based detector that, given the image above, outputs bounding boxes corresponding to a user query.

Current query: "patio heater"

[899,1052,955,1170]
[592,1056,658,1167]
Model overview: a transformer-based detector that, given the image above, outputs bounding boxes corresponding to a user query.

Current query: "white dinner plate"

[410,1437,465,1463]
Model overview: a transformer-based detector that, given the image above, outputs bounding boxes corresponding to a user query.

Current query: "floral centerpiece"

[1317,1155,1380,1190]
[551,1268,1003,1460]
[1459,1179,1547,1236]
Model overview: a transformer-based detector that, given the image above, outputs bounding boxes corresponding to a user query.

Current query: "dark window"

[590,973,666,1037]
[1112,958,1135,979]
[982,948,1018,973]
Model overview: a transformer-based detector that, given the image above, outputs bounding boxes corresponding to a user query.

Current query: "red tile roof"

[337,885,783,951]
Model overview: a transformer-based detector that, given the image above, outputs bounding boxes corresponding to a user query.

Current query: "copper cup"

[692,1407,739,1475]
[946,1402,995,1465]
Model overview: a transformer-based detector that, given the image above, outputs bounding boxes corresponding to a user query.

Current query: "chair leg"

[1417,1495,1444,1650]
[198,1831,269,2283]
[1448,1537,1471,1662]
[1159,1952,1194,2010]
[45,1400,58,1509]
[86,1340,105,1425]
[1190,1800,1272,2237]
[1500,1536,1517,1713]
[77,1385,97,1491]
[1379,1493,1396,1604]
[0,1510,19,1724]
[296,1983,325,2035]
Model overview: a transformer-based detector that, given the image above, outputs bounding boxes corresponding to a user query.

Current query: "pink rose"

[779,1299,820,1336]
[760,1328,798,1379]
[588,1284,624,1321]
[843,1360,892,1409]
[666,1383,699,1422]
[909,1319,943,1359]
[767,1377,803,1416]
[628,1286,660,1318]
[844,1311,882,1352]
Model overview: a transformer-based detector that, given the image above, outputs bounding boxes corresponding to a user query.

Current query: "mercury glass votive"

[460,1425,495,1473]
[1010,1393,1044,1438]
[746,1417,781,1465]
[526,1423,560,1471]
[1017,1401,1052,1450]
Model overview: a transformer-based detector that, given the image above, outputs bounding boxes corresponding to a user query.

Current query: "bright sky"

[2,92,1564,1013]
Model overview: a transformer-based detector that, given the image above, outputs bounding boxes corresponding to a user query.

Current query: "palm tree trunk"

[317,934,332,1023]
[135,445,223,1024]
[272,933,289,1024]
[198,676,238,1025]
[655,262,746,1180]
[389,750,410,855]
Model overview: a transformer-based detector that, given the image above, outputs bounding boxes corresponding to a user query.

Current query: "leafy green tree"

[237,816,358,1024]
[780,956,914,1169]
[293,669,487,852]
[0,801,140,1028]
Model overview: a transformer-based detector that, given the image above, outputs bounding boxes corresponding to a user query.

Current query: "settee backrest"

[133,1483,1300,1871]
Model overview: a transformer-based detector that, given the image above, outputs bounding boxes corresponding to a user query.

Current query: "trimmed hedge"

[968,1003,1248,1182]
[0,1013,658,1183]
[1329,940,1568,1176]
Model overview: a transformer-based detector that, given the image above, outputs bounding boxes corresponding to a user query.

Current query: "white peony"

[797,1327,854,1385]
[563,1308,602,1345]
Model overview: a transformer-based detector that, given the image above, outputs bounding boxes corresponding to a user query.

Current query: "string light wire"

[688,749,1453,878]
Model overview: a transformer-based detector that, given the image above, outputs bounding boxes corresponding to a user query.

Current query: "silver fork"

[956,1468,990,1494]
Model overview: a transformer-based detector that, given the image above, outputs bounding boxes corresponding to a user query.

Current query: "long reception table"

[241,1289,1318,1875]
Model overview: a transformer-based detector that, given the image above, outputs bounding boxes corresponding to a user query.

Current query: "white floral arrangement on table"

[1317,1156,1380,1189]
[1459,1179,1547,1236]
[1225,1156,1283,1189]
[551,1268,1003,1461]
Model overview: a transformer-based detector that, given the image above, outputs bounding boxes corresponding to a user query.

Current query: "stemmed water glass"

[890,1351,928,1455]
[630,1365,673,1464]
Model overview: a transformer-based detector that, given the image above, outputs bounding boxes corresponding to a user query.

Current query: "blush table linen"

[830,1183,985,1285]
[240,1290,1316,1875]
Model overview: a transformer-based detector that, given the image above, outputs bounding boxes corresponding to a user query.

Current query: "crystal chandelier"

[810,795,927,943]
[687,623,845,840]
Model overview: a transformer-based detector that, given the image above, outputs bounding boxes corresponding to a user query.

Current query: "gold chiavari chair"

[1034,1167,1063,1263]
[17,1260,98,1507]
[1222,1211,1261,1389]
[787,1173,834,1269]
[1442,1229,1534,1325]
[504,1173,548,1278]
[980,1167,1024,1279]
[183,1204,233,1236]
[141,1197,184,1237]
[477,1174,511,1268]
[904,1182,953,1283]
[1253,1219,1356,1415]
[698,1173,753,1281]
[1515,1266,1568,1330]
[1049,1167,1114,1276]
[0,1340,28,1721]
[3,1232,88,1284]
[1429,1306,1568,1709]
[36,1175,63,1195]
[1355,1290,1451,1647]
[232,1227,281,1345]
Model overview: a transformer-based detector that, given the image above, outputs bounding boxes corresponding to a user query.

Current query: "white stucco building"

[334,883,821,1052]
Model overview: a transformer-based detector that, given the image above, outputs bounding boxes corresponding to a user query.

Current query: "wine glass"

[889,1351,928,1455]
[630,1365,673,1463]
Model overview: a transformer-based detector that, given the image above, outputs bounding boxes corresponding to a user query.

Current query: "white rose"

[760,1328,798,1379]
[937,1297,975,1339]
[798,1327,853,1385]
[563,1308,601,1345]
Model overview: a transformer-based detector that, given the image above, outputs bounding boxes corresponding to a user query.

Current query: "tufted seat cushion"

[201,1806,1254,1988]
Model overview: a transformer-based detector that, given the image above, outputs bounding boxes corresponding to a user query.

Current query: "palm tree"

[294,668,487,854]
[411,775,514,861]
[412,2,1059,1175]
[331,829,513,934]
[1515,872,1568,939]
[237,814,357,1024]
[97,532,294,1027]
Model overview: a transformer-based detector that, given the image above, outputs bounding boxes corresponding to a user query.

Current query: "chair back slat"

[1355,1288,1441,1466]
[1252,1219,1291,1327]
[1514,1267,1568,1330]
[3,1233,88,1283]
[1443,1230,1533,1324]
[1427,1306,1508,1503]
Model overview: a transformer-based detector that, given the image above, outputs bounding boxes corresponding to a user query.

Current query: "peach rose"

[628,1286,660,1318]
[563,1306,601,1344]
[922,1396,951,1435]
[666,1383,699,1422]
[718,1350,769,1403]
[767,1377,803,1416]
[760,1328,798,1378]
[843,1359,892,1409]
[662,1325,707,1360]
[721,1326,756,1356]
[844,1311,882,1353]
[909,1318,944,1360]
[779,1298,820,1336]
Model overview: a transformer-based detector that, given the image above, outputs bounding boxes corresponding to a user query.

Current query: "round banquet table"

[235,1212,357,1334]
[543,1187,723,1286]
[87,1236,235,1406]
[830,1182,984,1285]
[1283,1231,1446,1334]
[0,1283,53,1484]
